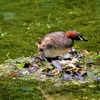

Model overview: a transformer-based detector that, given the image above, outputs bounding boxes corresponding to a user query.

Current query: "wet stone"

[93,76,100,81]
[52,60,62,71]
[28,67,37,73]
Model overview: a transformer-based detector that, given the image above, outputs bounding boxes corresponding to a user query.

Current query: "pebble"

[66,63,76,68]
[21,71,30,75]
[52,60,62,71]
[53,82,63,87]
[58,53,72,60]
[93,76,100,81]
[38,75,46,81]
[28,67,37,73]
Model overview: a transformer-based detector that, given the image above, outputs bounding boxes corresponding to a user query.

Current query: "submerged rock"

[53,82,63,87]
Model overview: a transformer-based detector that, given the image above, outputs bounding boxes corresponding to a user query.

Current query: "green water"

[0,0,100,63]
[0,0,100,100]
[0,78,46,100]
[0,77,100,100]
[41,81,100,100]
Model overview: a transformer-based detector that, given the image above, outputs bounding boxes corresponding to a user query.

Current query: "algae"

[0,0,100,63]
[0,0,100,100]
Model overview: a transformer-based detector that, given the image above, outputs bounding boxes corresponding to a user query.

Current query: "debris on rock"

[0,48,100,83]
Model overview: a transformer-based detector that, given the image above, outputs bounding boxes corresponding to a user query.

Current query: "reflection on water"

[3,12,16,20]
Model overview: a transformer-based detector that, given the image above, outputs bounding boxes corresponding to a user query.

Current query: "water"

[41,80,100,100]
[0,0,100,63]
[0,0,100,99]
[0,78,46,100]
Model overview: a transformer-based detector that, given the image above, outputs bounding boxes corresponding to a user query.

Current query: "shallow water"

[0,0,100,63]
[0,77,100,100]
[0,0,100,100]
[0,78,46,100]
[41,80,100,100]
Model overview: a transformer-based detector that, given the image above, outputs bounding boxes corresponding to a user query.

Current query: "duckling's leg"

[41,55,63,72]
[41,55,58,62]
[41,55,48,62]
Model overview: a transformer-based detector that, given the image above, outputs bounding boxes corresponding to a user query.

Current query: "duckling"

[37,31,88,59]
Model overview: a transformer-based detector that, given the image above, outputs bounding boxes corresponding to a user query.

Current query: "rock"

[53,82,63,87]
[93,76,100,81]
[52,68,60,76]
[28,67,37,73]
[21,71,30,75]
[38,74,46,81]
[58,53,72,60]
[52,60,62,71]
[60,74,73,81]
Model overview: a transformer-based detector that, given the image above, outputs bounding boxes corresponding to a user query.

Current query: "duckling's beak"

[79,35,88,41]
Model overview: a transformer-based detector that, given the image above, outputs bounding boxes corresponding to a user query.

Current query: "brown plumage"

[37,31,88,58]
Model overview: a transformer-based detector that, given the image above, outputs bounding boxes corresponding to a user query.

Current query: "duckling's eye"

[39,48,43,52]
